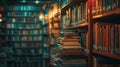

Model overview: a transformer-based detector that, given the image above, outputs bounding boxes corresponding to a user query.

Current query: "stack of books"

[50,30,87,67]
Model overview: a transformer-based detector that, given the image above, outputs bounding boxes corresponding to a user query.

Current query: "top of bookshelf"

[93,8,120,22]
[61,0,87,14]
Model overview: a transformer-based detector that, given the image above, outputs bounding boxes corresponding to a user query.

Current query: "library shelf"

[58,52,88,57]
[13,47,42,49]
[12,54,42,57]
[6,41,42,43]
[61,0,87,14]
[6,22,40,24]
[6,34,42,36]
[63,22,88,30]
[0,25,5,29]
[6,16,38,18]
[92,8,120,21]
[6,28,42,30]
[6,10,42,12]
[92,50,120,60]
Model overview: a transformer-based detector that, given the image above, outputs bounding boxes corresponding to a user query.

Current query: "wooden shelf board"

[63,22,88,30]
[58,52,88,57]
[93,50,120,60]
[93,8,120,19]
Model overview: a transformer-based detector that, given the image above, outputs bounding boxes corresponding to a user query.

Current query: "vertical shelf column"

[88,0,93,67]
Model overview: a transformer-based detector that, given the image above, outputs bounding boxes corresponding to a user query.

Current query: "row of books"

[7,18,39,23]
[13,49,42,55]
[6,29,42,35]
[62,2,86,27]
[93,56,120,67]
[93,22,120,55]
[6,23,41,29]
[8,5,40,11]
[7,62,42,67]
[92,0,120,15]
[13,43,42,48]
[7,11,39,17]
[14,57,42,62]
[6,36,42,41]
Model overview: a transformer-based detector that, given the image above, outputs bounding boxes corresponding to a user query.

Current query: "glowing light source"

[0,18,3,22]
[39,12,44,20]
[35,1,39,4]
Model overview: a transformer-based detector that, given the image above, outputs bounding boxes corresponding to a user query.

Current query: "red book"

[111,25,115,54]
[106,25,110,53]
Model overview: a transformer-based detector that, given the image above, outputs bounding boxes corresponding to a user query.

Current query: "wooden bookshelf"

[61,0,87,14]
[93,8,120,22]
[92,50,120,60]
[64,22,88,30]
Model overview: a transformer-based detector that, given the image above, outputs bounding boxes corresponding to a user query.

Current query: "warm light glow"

[0,18,3,22]
[39,13,44,20]
[48,2,61,20]
[48,9,53,19]
[54,23,59,29]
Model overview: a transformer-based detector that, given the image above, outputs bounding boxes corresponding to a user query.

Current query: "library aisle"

[0,0,120,67]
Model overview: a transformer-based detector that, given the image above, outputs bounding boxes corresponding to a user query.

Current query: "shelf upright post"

[87,0,93,67]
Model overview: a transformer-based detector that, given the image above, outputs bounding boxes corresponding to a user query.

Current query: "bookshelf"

[91,0,120,67]
[0,6,6,67]
[4,4,44,67]
[54,0,89,67]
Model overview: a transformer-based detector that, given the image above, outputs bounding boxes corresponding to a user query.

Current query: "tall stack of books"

[50,30,87,67]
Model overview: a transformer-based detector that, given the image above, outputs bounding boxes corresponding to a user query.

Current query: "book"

[61,45,82,50]
[61,42,81,46]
